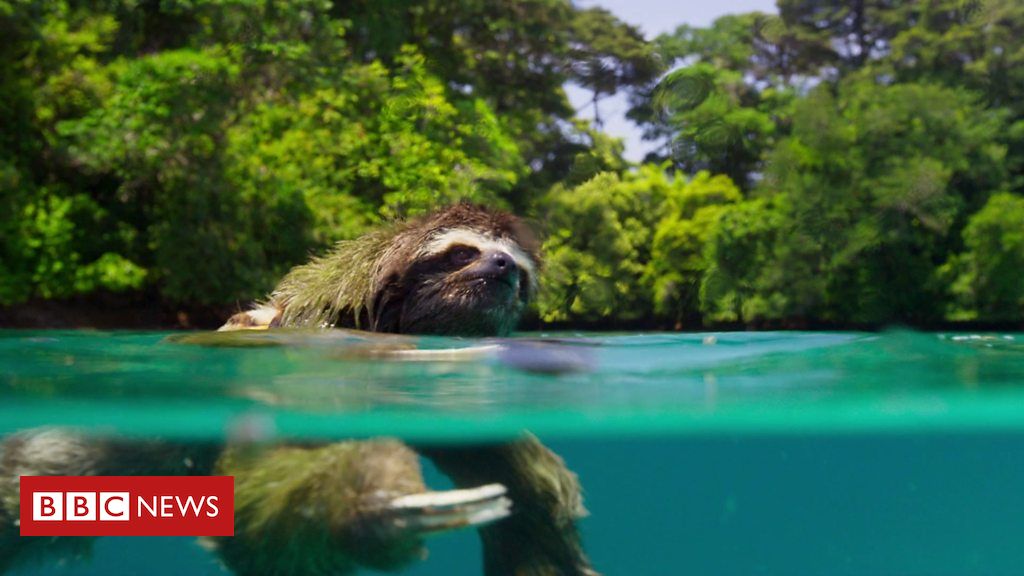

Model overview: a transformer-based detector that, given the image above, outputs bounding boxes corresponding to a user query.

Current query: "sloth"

[0,204,596,576]
[221,202,540,337]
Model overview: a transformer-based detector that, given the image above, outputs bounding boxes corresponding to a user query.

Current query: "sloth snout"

[482,251,517,278]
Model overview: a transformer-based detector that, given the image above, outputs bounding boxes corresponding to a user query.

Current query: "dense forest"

[1,0,1022,329]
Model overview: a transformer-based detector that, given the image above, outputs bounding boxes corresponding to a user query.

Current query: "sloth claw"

[385,483,511,535]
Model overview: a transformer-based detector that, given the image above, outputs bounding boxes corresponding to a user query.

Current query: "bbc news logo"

[33,491,133,521]
[20,476,233,536]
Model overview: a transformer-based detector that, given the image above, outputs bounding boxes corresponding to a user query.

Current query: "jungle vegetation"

[1,0,1022,328]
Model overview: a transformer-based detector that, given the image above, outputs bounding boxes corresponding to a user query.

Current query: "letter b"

[65,492,96,521]
[32,492,64,521]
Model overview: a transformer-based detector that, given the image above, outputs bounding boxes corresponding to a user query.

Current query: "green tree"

[335,0,656,205]
[0,0,554,308]
[537,170,663,323]
[0,1,145,304]
[567,7,662,128]
[633,13,802,189]
[945,193,1024,321]
[777,0,905,70]
[537,166,741,326]
[700,198,785,323]
[644,172,741,326]
[701,80,1009,325]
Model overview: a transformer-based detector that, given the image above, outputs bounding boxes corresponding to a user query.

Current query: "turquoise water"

[3,330,1024,574]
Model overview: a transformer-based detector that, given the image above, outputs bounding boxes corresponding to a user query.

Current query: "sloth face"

[372,227,538,337]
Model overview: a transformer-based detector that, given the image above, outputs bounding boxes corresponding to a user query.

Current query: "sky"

[568,0,778,160]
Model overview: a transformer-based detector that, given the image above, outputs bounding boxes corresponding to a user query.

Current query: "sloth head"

[271,203,541,337]
[369,204,540,336]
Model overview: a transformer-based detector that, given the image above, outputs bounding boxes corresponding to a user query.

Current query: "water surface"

[2,330,1023,440]
[3,329,1024,575]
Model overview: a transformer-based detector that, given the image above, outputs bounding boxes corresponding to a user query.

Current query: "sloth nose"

[482,251,518,278]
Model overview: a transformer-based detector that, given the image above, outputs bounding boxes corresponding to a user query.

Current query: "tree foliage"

[3,0,1024,327]
[0,0,649,308]
[700,81,1005,324]
[536,167,740,325]
[628,0,1024,326]
[945,193,1024,322]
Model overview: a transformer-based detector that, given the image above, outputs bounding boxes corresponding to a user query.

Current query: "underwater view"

[3,329,1024,575]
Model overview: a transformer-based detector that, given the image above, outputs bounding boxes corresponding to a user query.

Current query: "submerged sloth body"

[0,204,595,576]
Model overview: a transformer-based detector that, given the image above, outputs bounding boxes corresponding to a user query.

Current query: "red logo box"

[20,476,234,537]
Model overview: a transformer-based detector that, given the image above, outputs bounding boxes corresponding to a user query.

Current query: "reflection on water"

[2,330,1024,574]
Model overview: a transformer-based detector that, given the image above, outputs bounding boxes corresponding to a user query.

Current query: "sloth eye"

[448,245,479,267]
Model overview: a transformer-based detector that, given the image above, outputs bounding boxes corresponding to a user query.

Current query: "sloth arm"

[419,435,599,576]
[211,440,510,576]
[219,304,283,331]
